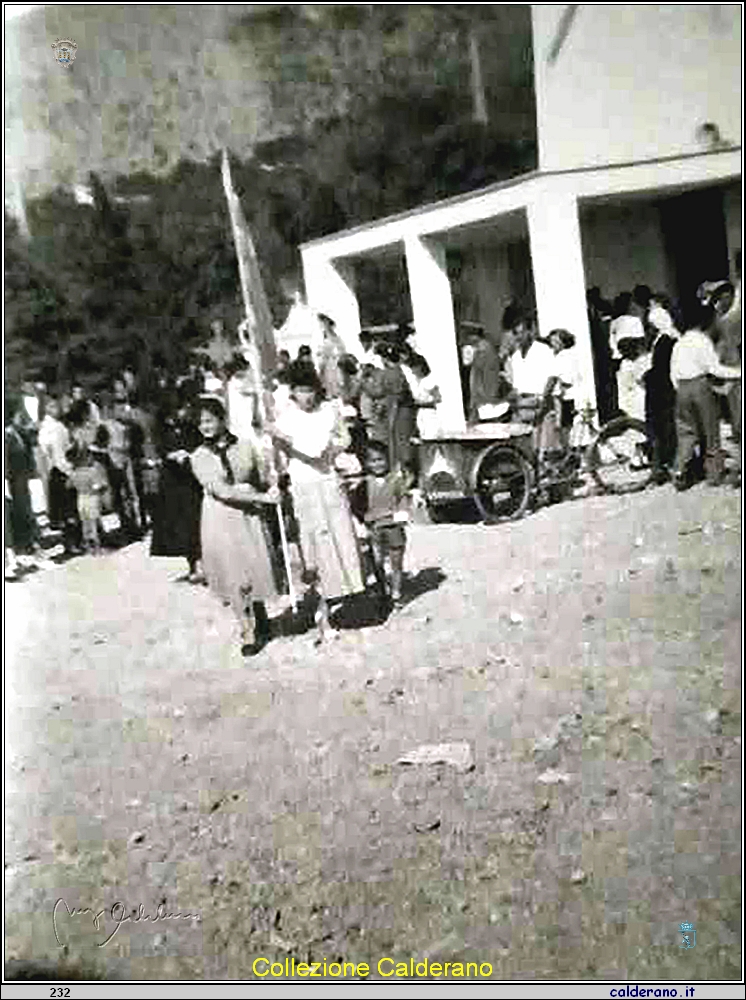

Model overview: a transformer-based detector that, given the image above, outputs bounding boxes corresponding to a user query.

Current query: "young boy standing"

[360,440,410,607]
[67,444,108,554]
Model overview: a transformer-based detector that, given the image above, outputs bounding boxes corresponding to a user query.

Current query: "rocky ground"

[5,483,741,981]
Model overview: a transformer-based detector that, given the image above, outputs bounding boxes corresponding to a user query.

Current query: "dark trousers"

[725,382,741,445]
[48,468,81,552]
[675,377,723,484]
[8,474,39,552]
[646,395,677,474]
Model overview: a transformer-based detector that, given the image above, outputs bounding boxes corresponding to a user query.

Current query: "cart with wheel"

[418,422,536,522]
[418,410,654,524]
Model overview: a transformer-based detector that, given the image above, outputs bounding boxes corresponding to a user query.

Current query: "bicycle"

[470,404,654,522]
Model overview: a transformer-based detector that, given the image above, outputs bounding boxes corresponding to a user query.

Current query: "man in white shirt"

[507,324,556,397]
[670,300,741,489]
[505,318,559,450]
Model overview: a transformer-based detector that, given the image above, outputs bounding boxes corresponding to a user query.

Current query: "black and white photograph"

[4,3,742,993]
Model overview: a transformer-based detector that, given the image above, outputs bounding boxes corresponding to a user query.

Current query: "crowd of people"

[5,272,741,651]
[3,316,439,653]
[460,276,742,488]
[586,279,741,487]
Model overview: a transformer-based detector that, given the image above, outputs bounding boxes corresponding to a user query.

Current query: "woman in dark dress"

[150,394,204,582]
[5,398,40,554]
[378,344,417,477]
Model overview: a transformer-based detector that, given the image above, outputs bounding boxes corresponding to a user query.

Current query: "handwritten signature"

[53,898,201,948]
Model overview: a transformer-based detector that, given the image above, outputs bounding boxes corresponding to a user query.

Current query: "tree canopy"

[6,5,536,390]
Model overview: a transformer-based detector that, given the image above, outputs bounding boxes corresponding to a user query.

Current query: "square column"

[404,235,465,431]
[528,194,595,408]
[300,251,361,353]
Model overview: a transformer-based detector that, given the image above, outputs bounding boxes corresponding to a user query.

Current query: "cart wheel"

[589,416,654,494]
[472,444,532,522]
[426,502,447,524]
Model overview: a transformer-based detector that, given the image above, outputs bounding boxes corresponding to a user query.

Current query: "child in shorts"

[67,443,108,554]
[361,440,409,607]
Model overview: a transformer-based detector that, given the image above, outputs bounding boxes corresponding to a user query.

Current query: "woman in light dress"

[269,361,364,643]
[190,397,280,656]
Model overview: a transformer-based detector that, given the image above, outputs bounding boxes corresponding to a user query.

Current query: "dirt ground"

[5,483,741,982]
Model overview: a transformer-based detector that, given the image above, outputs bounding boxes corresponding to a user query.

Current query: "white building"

[300,4,742,430]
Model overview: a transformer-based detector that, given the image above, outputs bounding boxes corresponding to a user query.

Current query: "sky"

[4,4,536,219]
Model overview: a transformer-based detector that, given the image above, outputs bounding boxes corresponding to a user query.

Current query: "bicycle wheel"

[589,416,654,494]
[472,444,533,522]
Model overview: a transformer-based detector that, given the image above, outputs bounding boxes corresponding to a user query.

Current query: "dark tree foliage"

[6,5,536,389]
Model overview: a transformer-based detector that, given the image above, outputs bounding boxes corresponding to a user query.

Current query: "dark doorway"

[659,187,730,312]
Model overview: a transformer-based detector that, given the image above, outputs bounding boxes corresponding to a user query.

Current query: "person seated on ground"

[616,336,650,423]
[670,298,741,490]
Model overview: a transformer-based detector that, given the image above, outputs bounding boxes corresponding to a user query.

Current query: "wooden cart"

[417,422,536,522]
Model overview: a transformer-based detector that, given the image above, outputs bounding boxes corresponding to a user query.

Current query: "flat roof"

[300,145,741,252]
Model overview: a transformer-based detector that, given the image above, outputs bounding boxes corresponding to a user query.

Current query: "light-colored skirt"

[201,495,278,618]
[291,473,364,600]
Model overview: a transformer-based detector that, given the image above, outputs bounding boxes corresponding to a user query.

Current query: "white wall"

[533,5,742,171]
[579,201,670,299]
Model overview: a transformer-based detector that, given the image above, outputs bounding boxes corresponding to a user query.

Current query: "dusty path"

[5,484,741,981]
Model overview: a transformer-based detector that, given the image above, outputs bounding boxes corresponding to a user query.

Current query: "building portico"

[301,146,741,432]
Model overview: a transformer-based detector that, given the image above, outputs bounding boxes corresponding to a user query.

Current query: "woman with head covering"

[190,396,280,654]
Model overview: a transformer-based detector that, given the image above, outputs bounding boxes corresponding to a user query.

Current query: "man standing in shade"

[670,299,741,490]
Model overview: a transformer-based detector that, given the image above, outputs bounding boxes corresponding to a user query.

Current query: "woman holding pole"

[191,396,281,656]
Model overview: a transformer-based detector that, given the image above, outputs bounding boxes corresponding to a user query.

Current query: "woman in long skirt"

[150,397,204,581]
[270,361,364,643]
[190,397,280,655]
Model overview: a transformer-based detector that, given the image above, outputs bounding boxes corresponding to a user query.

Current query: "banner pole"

[221,148,295,605]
